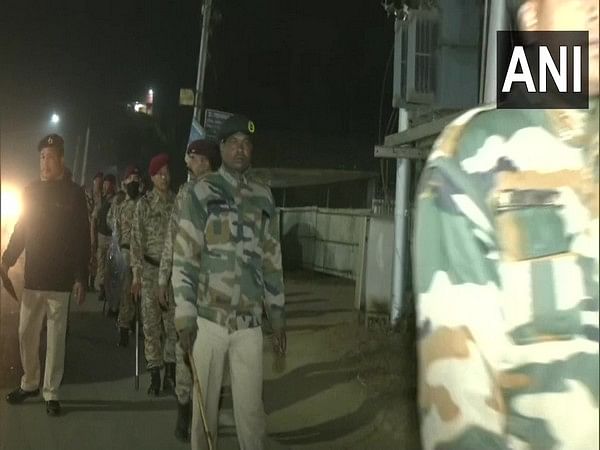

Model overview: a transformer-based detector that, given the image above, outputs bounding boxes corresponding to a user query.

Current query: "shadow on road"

[63,310,145,385]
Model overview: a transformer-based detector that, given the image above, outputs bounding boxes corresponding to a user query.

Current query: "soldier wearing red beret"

[130,153,177,395]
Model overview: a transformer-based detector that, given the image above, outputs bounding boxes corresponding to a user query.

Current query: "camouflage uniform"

[94,193,116,291]
[159,177,202,404]
[86,189,102,282]
[172,166,286,449]
[132,188,176,369]
[413,100,599,450]
[110,195,139,329]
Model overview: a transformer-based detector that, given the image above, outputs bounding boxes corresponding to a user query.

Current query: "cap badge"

[248,121,255,133]
[48,137,54,144]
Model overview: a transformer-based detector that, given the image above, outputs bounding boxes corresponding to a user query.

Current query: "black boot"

[148,368,161,396]
[98,285,105,302]
[117,327,129,348]
[162,363,176,395]
[174,400,191,442]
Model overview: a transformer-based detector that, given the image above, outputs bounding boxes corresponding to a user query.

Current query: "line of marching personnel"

[2,114,287,450]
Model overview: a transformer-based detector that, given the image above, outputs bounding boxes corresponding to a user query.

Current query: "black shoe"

[117,327,129,347]
[148,368,161,396]
[162,363,176,395]
[98,286,105,302]
[174,401,191,442]
[46,400,61,416]
[5,387,39,404]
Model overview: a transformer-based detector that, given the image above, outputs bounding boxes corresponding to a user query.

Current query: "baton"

[135,297,140,391]
[188,350,214,450]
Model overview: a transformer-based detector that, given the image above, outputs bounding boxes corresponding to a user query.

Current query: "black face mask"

[126,182,140,198]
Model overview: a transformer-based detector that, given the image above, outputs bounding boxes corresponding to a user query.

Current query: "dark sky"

[1,0,394,187]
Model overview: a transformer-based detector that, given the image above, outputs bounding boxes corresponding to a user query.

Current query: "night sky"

[1,0,395,188]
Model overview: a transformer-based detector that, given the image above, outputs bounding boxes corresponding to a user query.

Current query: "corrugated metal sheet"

[280,207,369,280]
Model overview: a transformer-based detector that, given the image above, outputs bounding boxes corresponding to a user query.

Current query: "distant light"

[51,113,60,124]
[1,185,22,223]
[134,104,144,112]
[148,89,153,95]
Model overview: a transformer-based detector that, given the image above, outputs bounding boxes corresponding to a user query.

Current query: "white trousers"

[191,318,266,450]
[19,289,70,401]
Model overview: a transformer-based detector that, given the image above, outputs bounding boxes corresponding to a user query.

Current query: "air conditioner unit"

[393,9,440,108]
[392,1,483,111]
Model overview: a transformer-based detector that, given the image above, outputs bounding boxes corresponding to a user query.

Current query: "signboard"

[179,88,195,106]
[203,109,233,143]
[188,118,206,146]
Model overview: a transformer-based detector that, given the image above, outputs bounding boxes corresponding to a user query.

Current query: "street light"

[50,113,60,125]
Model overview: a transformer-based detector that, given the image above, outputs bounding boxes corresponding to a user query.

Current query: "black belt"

[143,255,160,267]
[120,244,130,250]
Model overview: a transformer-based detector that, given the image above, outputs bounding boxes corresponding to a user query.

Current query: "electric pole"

[193,0,214,123]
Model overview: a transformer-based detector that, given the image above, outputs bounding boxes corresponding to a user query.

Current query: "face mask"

[126,182,140,198]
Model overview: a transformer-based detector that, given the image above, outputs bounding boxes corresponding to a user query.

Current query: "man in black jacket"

[1,134,91,417]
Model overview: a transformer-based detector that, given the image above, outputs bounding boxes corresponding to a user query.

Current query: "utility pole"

[80,123,91,186]
[193,0,214,123]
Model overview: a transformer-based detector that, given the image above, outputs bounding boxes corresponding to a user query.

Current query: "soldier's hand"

[178,325,197,355]
[158,285,168,310]
[272,329,287,356]
[73,281,86,305]
[131,281,142,301]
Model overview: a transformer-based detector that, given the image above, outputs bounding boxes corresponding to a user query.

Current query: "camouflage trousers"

[117,250,135,329]
[175,341,192,404]
[94,233,110,290]
[141,262,176,369]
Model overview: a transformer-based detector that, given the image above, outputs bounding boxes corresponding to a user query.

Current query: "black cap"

[187,139,221,170]
[103,174,116,184]
[217,114,255,143]
[38,134,64,155]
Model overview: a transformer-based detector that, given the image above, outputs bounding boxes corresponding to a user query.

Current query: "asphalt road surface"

[0,248,420,450]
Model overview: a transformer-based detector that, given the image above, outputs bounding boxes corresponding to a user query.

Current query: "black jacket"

[2,178,91,292]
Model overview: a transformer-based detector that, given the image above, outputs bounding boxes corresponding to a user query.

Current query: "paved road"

[0,259,419,450]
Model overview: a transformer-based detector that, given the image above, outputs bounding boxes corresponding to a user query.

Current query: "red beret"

[149,153,170,177]
[124,165,140,179]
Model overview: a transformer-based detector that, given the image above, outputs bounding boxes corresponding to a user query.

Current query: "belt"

[120,244,130,250]
[143,255,160,267]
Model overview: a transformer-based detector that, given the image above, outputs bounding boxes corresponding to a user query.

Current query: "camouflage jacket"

[131,188,175,282]
[158,175,204,287]
[172,166,286,333]
[107,191,127,235]
[413,100,599,450]
[109,195,139,251]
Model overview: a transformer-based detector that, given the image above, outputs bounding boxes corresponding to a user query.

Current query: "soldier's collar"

[150,188,172,202]
[219,166,248,187]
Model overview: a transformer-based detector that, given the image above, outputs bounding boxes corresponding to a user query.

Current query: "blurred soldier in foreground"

[1,134,90,417]
[94,174,117,302]
[413,1,599,449]
[172,115,286,450]
[110,165,142,346]
[158,139,220,442]
[131,154,176,395]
